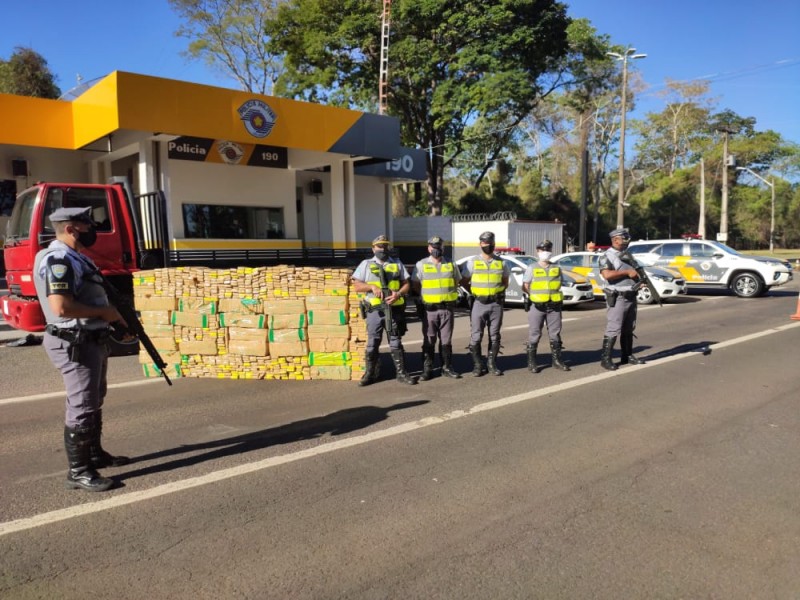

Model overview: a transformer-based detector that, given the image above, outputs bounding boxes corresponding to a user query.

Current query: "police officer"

[598,227,646,370]
[411,235,463,380]
[460,231,510,376]
[521,240,570,373]
[33,206,130,492]
[352,234,417,386]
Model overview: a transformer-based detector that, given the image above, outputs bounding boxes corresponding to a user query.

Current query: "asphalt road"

[2,283,800,599]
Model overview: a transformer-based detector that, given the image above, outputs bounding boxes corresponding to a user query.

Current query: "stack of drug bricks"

[133,265,368,381]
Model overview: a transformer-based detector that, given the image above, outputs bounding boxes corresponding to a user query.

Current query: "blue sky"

[2,0,799,143]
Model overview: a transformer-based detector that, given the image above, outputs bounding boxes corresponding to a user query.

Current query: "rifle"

[620,250,662,307]
[375,264,399,339]
[92,270,173,385]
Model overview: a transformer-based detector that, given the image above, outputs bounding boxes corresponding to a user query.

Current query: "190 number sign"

[249,145,288,168]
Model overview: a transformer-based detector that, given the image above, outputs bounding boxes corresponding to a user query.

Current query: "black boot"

[620,333,646,365]
[64,425,113,492]
[487,342,503,376]
[470,345,487,377]
[526,343,541,374]
[90,410,130,468]
[420,344,435,381]
[550,338,571,372]
[358,351,380,387]
[391,348,418,385]
[441,344,462,379]
[600,336,618,371]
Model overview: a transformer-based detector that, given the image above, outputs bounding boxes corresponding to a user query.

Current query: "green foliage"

[268,0,572,214]
[169,0,284,94]
[0,47,60,98]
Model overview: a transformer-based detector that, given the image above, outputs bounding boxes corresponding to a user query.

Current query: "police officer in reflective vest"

[352,234,417,386]
[411,235,463,380]
[33,207,130,492]
[521,240,570,373]
[598,227,646,370]
[460,231,510,376]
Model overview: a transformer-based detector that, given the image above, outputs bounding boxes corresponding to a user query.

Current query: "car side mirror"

[712,253,724,259]
[511,267,524,274]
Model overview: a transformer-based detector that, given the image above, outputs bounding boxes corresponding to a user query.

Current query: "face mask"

[77,228,97,248]
[481,244,495,255]
[374,249,389,261]
[538,251,552,262]
[430,248,443,259]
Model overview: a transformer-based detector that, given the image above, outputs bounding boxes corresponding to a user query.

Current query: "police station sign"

[354,147,426,180]
[167,136,287,168]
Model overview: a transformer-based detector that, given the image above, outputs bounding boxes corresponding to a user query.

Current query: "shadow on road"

[117,400,429,481]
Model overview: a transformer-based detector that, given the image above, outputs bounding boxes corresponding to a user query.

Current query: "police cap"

[536,239,553,251]
[427,235,444,246]
[371,234,391,246]
[479,231,495,243]
[48,206,95,225]
[608,227,631,240]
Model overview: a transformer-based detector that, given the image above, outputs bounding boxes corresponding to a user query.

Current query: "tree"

[0,47,60,98]
[170,0,284,95]
[268,0,572,215]
[632,79,716,177]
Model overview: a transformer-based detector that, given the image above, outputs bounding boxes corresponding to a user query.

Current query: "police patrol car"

[627,238,792,298]
[549,251,687,305]
[456,249,595,307]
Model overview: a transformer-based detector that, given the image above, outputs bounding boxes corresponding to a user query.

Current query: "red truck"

[2,178,168,355]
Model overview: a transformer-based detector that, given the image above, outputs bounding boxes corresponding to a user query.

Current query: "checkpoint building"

[0,71,425,262]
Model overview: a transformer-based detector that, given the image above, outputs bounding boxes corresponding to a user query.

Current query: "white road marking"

[0,379,160,406]
[2,321,799,538]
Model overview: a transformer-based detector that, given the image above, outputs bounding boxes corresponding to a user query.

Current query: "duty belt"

[608,290,637,301]
[366,304,403,314]
[45,325,110,343]
[475,295,500,304]
[423,302,455,310]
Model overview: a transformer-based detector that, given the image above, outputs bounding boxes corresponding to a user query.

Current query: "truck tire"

[730,272,764,298]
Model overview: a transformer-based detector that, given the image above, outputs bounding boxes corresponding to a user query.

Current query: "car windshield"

[708,241,741,256]
[507,255,537,266]
[628,242,659,254]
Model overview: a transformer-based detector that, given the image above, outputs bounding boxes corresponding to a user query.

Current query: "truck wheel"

[636,286,654,305]
[731,272,764,298]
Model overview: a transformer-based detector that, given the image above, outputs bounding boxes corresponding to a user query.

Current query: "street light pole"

[736,166,775,252]
[607,47,646,228]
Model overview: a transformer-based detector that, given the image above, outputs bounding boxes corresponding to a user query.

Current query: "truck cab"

[2,182,139,331]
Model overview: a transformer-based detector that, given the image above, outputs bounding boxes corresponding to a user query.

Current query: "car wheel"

[731,272,764,298]
[636,285,654,305]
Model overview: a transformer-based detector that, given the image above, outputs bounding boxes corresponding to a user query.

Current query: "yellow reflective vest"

[527,266,563,303]
[471,259,505,297]
[419,261,459,303]
[364,261,405,307]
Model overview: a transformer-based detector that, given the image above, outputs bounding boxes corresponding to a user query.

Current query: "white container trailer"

[392,214,564,262]
[393,215,452,263]
[451,217,564,261]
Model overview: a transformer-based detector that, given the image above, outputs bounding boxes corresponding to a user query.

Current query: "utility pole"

[698,158,706,239]
[717,127,735,242]
[737,166,776,252]
[378,0,392,115]
[607,47,647,228]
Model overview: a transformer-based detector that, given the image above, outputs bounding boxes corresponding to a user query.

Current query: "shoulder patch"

[50,263,69,279]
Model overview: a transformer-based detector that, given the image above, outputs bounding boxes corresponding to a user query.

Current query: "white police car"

[627,239,792,298]
[549,251,687,305]
[456,251,595,307]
